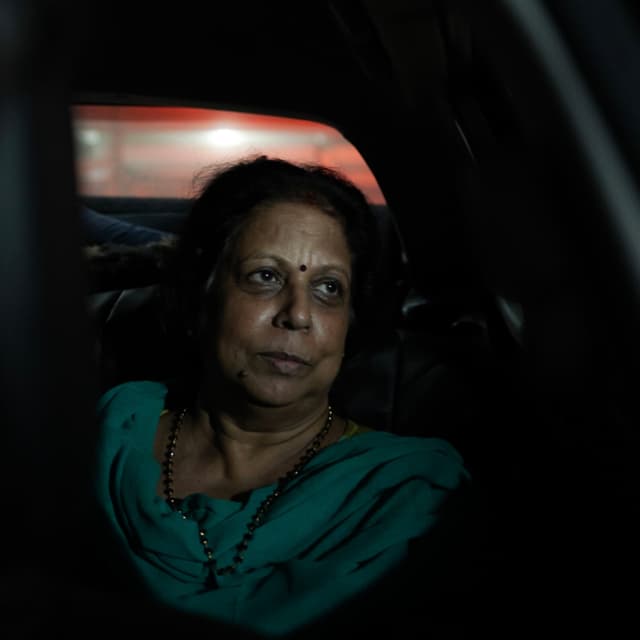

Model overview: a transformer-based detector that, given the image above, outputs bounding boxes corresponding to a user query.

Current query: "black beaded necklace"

[162,405,333,576]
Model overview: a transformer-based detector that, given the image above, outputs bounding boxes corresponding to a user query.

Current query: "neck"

[209,403,329,446]
[190,395,333,483]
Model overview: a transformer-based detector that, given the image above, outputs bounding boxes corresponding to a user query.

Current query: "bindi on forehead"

[299,264,307,272]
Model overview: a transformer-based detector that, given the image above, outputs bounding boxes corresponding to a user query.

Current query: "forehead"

[231,201,351,261]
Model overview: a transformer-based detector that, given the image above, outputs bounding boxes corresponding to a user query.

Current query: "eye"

[257,269,276,282]
[246,268,283,287]
[313,278,345,301]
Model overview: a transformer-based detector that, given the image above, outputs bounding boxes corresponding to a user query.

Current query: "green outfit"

[95,381,470,636]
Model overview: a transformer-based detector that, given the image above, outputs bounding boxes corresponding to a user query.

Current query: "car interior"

[3,0,640,636]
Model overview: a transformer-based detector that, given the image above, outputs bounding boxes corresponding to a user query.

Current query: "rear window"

[71,105,385,204]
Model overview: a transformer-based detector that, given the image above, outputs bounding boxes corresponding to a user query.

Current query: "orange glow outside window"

[72,105,385,204]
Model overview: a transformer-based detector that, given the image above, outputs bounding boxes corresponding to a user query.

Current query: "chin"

[245,389,306,409]
[241,378,327,409]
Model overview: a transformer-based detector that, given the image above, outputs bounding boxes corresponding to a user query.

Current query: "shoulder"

[327,428,471,490]
[343,422,464,461]
[93,381,169,503]
[97,380,168,426]
[334,428,470,490]
[97,379,168,409]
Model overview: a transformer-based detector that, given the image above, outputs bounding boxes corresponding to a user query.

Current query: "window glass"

[71,105,385,204]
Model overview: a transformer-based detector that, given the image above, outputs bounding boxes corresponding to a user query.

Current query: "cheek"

[316,310,350,355]
[199,294,260,365]
[313,317,349,391]
[215,296,268,350]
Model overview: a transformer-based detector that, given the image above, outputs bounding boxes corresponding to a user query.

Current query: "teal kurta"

[95,380,470,636]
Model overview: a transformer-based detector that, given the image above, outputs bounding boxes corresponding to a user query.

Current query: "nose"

[273,283,311,331]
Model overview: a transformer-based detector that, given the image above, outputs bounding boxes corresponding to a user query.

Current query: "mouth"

[259,351,311,365]
[259,351,312,374]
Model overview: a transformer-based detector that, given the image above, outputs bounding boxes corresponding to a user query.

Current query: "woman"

[95,156,470,636]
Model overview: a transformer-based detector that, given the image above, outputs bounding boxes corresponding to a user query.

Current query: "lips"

[259,351,311,365]
[259,351,311,375]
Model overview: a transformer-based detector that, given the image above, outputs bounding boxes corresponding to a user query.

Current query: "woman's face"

[203,200,352,409]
